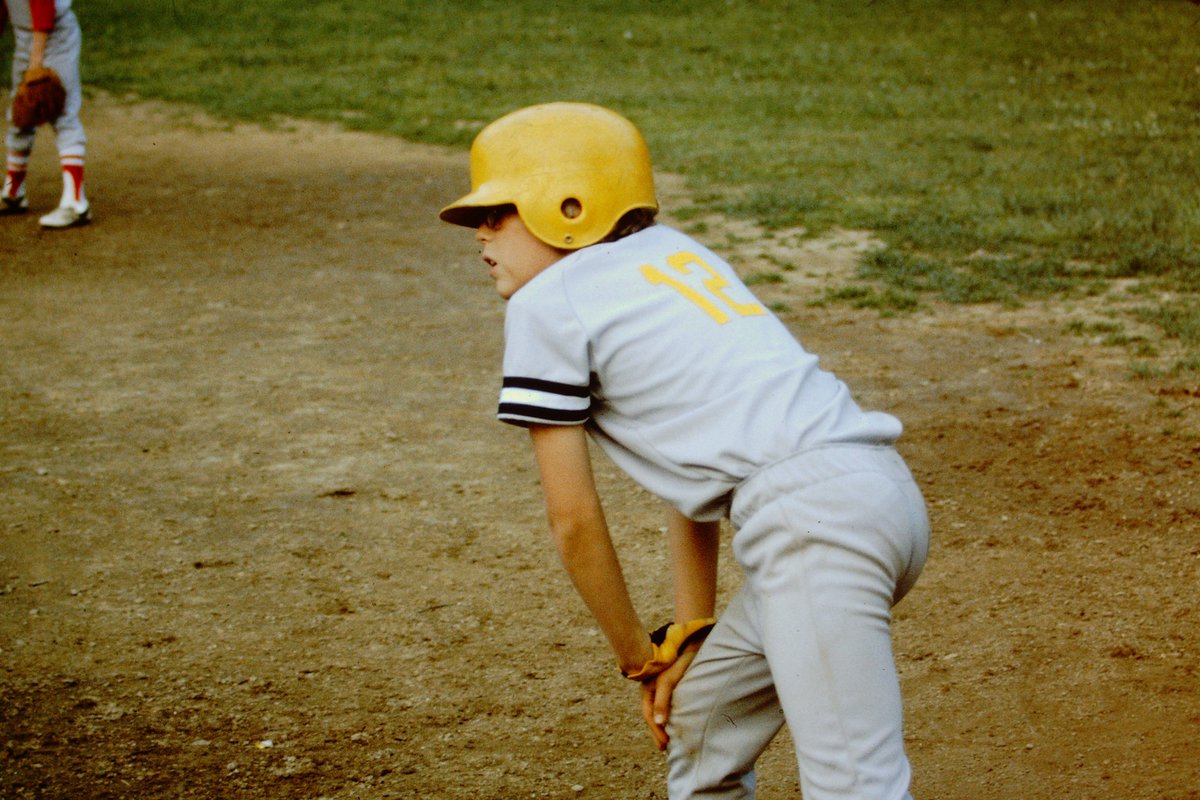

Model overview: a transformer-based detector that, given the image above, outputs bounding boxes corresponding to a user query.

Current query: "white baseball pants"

[666,445,929,800]
[6,9,87,157]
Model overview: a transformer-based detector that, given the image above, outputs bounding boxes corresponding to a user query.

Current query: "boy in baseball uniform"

[440,102,930,800]
[2,0,90,228]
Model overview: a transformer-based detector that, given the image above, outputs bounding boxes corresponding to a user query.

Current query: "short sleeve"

[30,0,58,32]
[497,272,592,427]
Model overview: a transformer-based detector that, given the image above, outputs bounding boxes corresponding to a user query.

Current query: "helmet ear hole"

[561,198,583,220]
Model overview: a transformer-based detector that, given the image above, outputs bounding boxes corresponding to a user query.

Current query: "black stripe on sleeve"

[498,403,590,424]
[502,376,591,398]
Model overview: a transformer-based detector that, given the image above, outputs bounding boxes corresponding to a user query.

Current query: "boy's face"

[476,209,566,299]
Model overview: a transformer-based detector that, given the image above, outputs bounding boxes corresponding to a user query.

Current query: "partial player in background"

[440,102,931,800]
[1,0,90,228]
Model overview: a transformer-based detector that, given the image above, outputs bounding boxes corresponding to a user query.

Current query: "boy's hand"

[639,646,699,751]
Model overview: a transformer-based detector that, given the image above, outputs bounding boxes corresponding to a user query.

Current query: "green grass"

[856,248,1081,305]
[1136,301,1200,346]
[5,0,1198,360]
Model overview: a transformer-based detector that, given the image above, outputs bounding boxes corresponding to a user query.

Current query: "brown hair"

[599,207,659,244]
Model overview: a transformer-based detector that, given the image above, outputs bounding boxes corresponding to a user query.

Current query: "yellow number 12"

[641,251,767,325]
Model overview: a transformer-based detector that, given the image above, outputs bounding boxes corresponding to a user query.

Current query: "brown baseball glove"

[10,67,67,129]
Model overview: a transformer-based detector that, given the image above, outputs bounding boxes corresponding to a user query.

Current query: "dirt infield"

[1,96,1197,799]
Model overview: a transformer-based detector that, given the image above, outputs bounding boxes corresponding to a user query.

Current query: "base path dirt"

[1,95,1197,799]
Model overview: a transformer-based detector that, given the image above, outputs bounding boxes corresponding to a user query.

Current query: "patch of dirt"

[1,94,1197,799]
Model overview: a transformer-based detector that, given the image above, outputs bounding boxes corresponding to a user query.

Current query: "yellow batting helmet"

[439,102,658,250]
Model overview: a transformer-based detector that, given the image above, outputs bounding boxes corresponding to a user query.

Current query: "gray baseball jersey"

[498,224,902,521]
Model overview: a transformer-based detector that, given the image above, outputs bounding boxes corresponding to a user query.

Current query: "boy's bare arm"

[638,509,720,751]
[666,508,719,622]
[528,424,654,675]
[28,31,48,72]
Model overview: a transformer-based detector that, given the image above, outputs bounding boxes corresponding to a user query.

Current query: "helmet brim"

[438,183,514,229]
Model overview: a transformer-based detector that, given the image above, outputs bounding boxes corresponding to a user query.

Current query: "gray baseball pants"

[666,444,930,799]
[6,9,86,157]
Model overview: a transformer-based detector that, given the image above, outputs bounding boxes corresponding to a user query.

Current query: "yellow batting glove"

[622,618,716,682]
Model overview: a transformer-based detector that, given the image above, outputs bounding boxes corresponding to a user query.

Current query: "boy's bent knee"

[665,667,782,799]
[666,737,757,800]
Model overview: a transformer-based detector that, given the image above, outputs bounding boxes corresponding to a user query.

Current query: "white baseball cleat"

[0,192,29,215]
[39,201,91,229]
